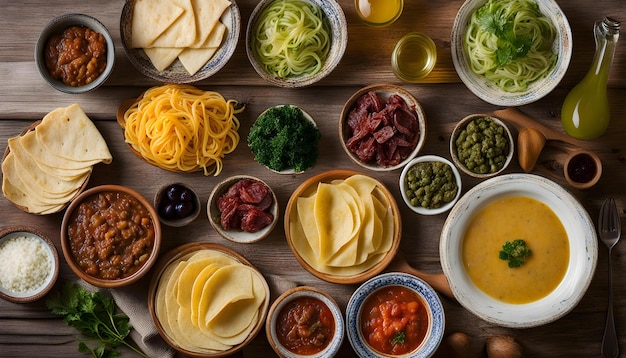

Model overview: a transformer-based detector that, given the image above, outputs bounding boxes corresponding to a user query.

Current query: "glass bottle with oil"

[561,17,620,140]
[355,0,403,27]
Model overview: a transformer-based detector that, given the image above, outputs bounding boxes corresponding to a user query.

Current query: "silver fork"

[598,197,621,358]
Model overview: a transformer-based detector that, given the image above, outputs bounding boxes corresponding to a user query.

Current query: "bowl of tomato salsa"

[266,286,344,358]
[346,272,444,357]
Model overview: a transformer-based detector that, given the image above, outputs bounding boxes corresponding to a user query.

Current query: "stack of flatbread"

[130,0,232,76]
[1,104,112,215]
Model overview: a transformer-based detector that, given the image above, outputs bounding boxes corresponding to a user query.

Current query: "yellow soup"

[462,196,569,304]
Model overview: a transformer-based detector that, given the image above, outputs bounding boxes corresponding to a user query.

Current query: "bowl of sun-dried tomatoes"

[208,175,278,244]
[339,84,427,171]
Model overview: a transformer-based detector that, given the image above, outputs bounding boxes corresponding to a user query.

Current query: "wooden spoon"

[387,254,455,300]
[517,127,546,172]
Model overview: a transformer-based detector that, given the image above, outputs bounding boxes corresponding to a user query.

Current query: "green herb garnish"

[45,281,147,358]
[499,239,532,268]
[391,331,406,345]
[476,8,533,67]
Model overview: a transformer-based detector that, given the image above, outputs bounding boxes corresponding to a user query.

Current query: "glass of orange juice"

[355,0,404,27]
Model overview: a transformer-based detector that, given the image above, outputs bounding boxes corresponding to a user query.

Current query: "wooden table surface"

[1,1,626,357]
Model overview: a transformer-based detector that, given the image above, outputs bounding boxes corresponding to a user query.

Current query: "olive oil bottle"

[561,17,620,140]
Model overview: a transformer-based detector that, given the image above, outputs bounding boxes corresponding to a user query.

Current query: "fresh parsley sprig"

[45,281,147,358]
[499,239,532,268]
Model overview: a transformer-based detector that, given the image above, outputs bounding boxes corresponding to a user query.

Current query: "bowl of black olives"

[154,182,201,227]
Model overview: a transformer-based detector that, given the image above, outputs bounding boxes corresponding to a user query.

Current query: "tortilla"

[148,0,196,48]
[131,0,186,48]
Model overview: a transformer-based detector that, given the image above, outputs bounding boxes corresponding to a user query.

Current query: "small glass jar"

[355,0,403,27]
[392,32,437,82]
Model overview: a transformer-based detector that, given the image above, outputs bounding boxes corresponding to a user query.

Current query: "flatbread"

[178,22,225,75]
[131,0,185,48]
[148,0,197,48]
[143,48,184,71]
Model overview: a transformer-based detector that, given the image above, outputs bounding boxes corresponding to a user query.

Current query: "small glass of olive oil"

[392,32,437,82]
[355,0,403,27]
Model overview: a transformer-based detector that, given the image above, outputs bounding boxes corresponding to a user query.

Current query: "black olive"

[159,202,177,220]
[179,188,193,202]
[166,185,182,201]
[175,201,194,218]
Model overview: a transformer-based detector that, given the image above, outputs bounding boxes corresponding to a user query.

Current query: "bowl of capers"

[399,155,462,215]
[450,114,514,179]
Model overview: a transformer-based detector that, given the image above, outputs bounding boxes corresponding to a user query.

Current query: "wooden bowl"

[339,84,427,171]
[563,150,602,189]
[208,175,278,244]
[266,286,344,358]
[0,226,59,303]
[148,242,270,357]
[61,185,161,288]
[284,169,401,284]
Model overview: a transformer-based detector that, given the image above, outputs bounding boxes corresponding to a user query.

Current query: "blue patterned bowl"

[346,272,445,358]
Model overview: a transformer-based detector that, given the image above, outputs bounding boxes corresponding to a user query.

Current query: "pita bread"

[143,48,184,71]
[130,0,185,48]
[148,0,197,48]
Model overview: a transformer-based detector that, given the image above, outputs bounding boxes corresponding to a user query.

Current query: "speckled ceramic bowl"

[246,0,347,87]
[346,272,445,357]
[451,0,572,106]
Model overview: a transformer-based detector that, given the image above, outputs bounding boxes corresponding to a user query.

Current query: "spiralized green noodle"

[464,0,557,92]
[252,0,331,79]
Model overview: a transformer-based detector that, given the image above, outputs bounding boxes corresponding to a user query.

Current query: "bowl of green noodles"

[451,0,572,106]
[245,0,348,88]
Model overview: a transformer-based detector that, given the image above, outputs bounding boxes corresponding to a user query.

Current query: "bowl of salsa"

[346,272,444,357]
[266,286,344,357]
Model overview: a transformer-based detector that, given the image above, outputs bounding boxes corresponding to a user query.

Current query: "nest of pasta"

[116,84,244,176]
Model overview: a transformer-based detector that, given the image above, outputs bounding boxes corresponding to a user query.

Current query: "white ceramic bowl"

[346,272,445,357]
[340,84,427,172]
[451,0,572,106]
[0,226,59,303]
[35,14,115,93]
[399,155,462,215]
[246,0,347,87]
[208,175,278,244]
[266,286,344,358]
[120,0,240,83]
[440,173,597,328]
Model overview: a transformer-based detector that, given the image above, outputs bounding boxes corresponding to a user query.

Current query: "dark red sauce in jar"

[567,153,597,183]
[360,285,429,355]
[275,296,335,355]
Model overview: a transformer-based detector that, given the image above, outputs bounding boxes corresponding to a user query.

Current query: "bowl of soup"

[346,272,445,357]
[440,173,597,328]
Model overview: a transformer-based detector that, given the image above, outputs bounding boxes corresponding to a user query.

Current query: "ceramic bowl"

[346,272,445,357]
[451,0,572,106]
[440,173,597,328]
[148,242,270,357]
[61,185,161,288]
[35,13,115,93]
[399,155,462,215]
[120,0,240,83]
[208,175,278,244]
[154,182,201,227]
[450,114,514,179]
[339,84,427,171]
[284,169,401,284]
[563,150,603,189]
[0,226,59,303]
[266,286,344,358]
[245,0,347,87]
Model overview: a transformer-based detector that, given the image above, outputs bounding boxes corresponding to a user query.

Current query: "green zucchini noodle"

[464,0,557,92]
[252,0,331,78]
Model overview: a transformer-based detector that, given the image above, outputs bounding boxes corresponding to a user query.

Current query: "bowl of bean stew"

[61,185,161,288]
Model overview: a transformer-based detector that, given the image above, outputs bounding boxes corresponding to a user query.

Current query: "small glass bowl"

[392,32,437,82]
[355,0,404,27]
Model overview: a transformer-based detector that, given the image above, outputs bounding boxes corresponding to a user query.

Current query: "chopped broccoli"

[247,105,321,172]
[499,239,532,268]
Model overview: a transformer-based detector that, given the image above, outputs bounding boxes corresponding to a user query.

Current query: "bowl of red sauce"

[339,84,427,172]
[346,272,444,357]
[266,286,344,358]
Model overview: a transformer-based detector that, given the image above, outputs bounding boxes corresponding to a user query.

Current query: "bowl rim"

[154,182,201,227]
[245,0,348,88]
[563,150,603,189]
[60,184,162,288]
[450,0,572,106]
[0,226,59,303]
[265,286,345,358]
[284,169,402,284]
[439,173,598,328]
[399,155,463,215]
[339,83,427,172]
[449,113,514,179]
[346,272,445,357]
[35,13,115,94]
[119,0,240,83]
[147,242,271,358]
[207,175,279,244]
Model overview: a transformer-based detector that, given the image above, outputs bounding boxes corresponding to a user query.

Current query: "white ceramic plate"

[440,173,597,328]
